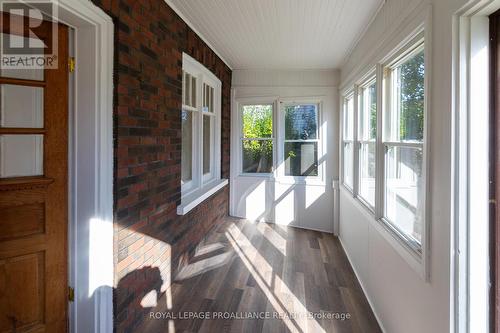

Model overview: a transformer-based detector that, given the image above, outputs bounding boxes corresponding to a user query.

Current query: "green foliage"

[242,105,272,138]
[242,105,273,172]
[399,50,425,141]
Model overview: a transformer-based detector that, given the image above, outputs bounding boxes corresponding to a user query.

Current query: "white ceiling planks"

[165,0,384,70]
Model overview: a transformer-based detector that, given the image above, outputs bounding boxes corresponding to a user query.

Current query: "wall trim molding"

[452,1,500,331]
[35,1,115,332]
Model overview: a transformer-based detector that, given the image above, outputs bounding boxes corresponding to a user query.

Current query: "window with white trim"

[283,103,319,177]
[341,33,427,256]
[240,104,274,174]
[342,94,354,189]
[357,78,377,208]
[382,38,425,250]
[179,54,223,214]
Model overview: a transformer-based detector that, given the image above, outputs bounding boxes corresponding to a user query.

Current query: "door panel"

[0,13,68,333]
[0,252,45,332]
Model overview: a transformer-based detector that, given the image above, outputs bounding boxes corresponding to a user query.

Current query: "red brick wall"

[89,1,231,331]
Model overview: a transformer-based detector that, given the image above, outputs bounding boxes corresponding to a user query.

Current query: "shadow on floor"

[108,218,380,333]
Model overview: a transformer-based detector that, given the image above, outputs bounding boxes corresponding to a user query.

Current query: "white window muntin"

[356,75,377,211]
[278,100,322,181]
[342,92,355,191]
[202,81,217,183]
[239,102,275,175]
[381,35,426,254]
[340,30,428,260]
[181,53,222,200]
[181,69,198,194]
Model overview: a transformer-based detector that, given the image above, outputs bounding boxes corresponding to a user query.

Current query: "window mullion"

[196,75,203,190]
[375,64,385,220]
[353,85,359,198]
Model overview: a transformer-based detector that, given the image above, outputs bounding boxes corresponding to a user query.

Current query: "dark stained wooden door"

[0,13,69,333]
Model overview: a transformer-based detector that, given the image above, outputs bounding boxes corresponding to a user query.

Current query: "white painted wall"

[338,0,471,332]
[230,70,340,233]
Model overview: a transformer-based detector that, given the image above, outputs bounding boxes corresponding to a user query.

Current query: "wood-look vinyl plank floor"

[143,218,381,333]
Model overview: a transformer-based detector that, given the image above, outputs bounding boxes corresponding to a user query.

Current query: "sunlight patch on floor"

[226,223,325,333]
[257,222,287,256]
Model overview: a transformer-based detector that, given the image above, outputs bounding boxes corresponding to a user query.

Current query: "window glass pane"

[204,85,208,110]
[242,140,273,173]
[0,34,44,81]
[181,110,192,183]
[183,72,191,106]
[203,84,214,113]
[343,96,354,140]
[389,49,425,142]
[203,115,211,175]
[385,145,423,244]
[359,82,377,141]
[191,76,196,108]
[0,84,44,128]
[343,142,353,188]
[210,86,214,113]
[284,142,318,176]
[242,105,273,138]
[0,134,43,177]
[285,104,317,140]
[359,142,376,207]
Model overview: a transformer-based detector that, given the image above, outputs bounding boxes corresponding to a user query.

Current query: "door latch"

[68,286,75,302]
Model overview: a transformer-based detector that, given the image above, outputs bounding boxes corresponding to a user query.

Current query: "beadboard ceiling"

[165,0,384,70]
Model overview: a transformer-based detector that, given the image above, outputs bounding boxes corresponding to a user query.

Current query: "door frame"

[25,1,114,332]
[452,1,500,332]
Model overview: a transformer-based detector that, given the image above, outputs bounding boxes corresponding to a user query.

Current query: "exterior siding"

[89,0,231,331]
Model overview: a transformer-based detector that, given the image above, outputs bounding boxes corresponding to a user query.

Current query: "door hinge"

[68,286,75,302]
[69,57,75,73]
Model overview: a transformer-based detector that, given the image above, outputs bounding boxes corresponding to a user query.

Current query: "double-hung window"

[283,103,319,177]
[357,79,377,208]
[241,104,274,174]
[238,101,322,179]
[202,83,216,180]
[341,31,427,262]
[382,37,425,250]
[342,94,354,189]
[179,54,224,215]
[181,70,197,192]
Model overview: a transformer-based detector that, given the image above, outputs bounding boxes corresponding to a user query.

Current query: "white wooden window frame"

[202,82,217,182]
[238,101,276,176]
[233,97,325,184]
[178,53,226,215]
[341,91,355,192]
[380,33,426,255]
[339,24,431,280]
[356,73,377,212]
[277,98,324,184]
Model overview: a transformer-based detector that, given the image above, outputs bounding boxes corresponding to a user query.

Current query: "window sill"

[275,177,325,186]
[235,174,326,186]
[177,179,228,215]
